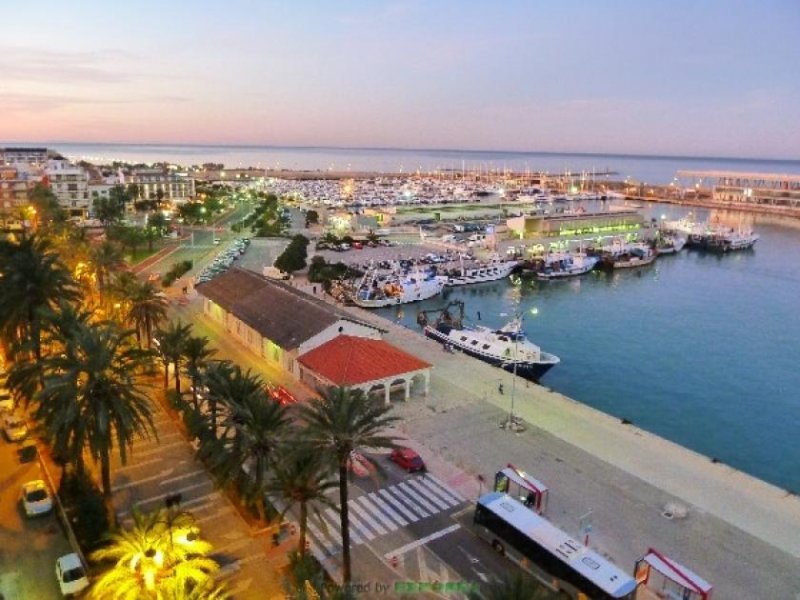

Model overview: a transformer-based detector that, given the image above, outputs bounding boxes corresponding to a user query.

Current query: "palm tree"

[266,447,338,558]
[197,360,234,440]
[35,320,157,497]
[298,387,399,584]
[156,320,192,394]
[182,335,215,409]
[89,239,127,293]
[7,300,96,410]
[203,365,290,522]
[127,280,169,348]
[0,235,79,361]
[89,508,224,599]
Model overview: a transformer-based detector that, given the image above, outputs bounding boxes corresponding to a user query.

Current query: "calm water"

[13,142,800,490]
[377,204,800,493]
[21,142,800,185]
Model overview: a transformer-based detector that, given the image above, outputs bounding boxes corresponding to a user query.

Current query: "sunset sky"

[3,0,799,158]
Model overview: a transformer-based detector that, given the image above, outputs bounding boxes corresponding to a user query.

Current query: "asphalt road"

[0,423,73,600]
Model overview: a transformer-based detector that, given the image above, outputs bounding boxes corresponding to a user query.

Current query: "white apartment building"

[45,159,90,218]
[1,147,51,167]
[127,168,195,204]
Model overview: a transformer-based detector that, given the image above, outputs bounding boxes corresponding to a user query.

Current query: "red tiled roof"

[298,335,431,386]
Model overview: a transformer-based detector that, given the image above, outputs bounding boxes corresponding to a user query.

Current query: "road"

[0,426,73,599]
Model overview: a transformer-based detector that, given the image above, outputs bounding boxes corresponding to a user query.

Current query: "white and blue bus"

[473,492,637,599]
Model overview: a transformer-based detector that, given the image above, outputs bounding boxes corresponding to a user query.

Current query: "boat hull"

[352,280,444,307]
[424,326,558,382]
[439,261,518,287]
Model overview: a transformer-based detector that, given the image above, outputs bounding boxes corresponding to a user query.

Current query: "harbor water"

[376,203,800,494]
[19,142,800,492]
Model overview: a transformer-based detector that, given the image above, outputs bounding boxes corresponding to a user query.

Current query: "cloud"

[0,92,190,113]
[0,45,136,84]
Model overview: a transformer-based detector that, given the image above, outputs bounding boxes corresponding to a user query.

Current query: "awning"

[502,464,548,495]
[642,549,712,595]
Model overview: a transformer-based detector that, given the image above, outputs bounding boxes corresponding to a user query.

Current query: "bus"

[473,492,637,599]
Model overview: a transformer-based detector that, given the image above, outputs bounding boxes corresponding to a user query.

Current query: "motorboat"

[350,264,444,308]
[438,256,519,286]
[418,301,559,382]
[532,251,599,280]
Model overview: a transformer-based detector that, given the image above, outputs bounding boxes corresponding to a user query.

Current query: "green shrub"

[59,469,110,551]
[162,259,193,287]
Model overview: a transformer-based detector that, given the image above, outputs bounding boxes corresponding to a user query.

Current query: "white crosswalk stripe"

[425,473,466,501]
[361,493,408,527]
[355,495,403,530]
[349,500,387,536]
[377,488,418,523]
[325,507,363,543]
[388,485,431,518]
[398,481,440,514]
[412,477,461,507]
[404,479,452,511]
[305,476,466,558]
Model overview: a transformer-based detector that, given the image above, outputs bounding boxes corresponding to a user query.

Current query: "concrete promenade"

[308,291,800,598]
[170,230,800,596]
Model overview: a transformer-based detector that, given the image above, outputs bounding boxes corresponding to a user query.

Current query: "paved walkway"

[108,386,291,599]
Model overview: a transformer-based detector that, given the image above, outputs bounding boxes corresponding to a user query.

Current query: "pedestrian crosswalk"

[302,474,466,558]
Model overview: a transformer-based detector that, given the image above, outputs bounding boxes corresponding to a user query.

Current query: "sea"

[21,142,800,492]
[33,142,800,185]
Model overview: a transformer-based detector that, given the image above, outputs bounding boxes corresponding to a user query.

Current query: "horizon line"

[2,140,799,165]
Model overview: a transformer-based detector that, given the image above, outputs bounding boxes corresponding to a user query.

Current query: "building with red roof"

[298,335,431,405]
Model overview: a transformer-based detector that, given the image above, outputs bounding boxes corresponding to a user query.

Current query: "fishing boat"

[417,301,560,382]
[531,251,599,280]
[350,264,444,308]
[599,240,657,269]
[654,234,687,255]
[703,229,759,252]
[438,256,519,286]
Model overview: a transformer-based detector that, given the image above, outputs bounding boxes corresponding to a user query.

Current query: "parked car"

[3,415,28,442]
[56,553,90,597]
[266,383,297,406]
[389,447,426,473]
[17,439,37,463]
[21,480,53,517]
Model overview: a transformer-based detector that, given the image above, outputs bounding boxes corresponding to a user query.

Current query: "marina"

[359,201,800,494]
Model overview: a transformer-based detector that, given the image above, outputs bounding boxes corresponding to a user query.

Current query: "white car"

[3,415,28,442]
[56,553,90,597]
[21,480,53,517]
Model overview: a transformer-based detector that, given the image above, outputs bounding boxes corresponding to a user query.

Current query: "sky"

[2,0,799,159]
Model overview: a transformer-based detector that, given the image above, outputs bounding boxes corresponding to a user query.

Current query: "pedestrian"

[498,383,504,395]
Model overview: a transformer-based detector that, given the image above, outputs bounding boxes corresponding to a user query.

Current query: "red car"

[389,448,426,473]
[266,384,297,406]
